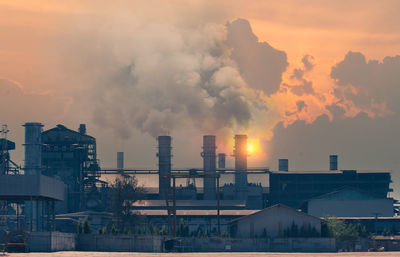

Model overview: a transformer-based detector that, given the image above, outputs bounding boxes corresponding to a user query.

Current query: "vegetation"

[109,175,144,232]
[323,216,368,242]
[77,217,92,234]
[283,222,319,238]
[177,218,189,237]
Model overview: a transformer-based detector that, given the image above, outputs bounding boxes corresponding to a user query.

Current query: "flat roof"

[0,174,64,201]
[135,209,258,216]
[132,200,246,208]
[270,170,391,174]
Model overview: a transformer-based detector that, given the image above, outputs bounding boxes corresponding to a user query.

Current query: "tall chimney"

[218,153,226,169]
[330,155,338,171]
[23,122,43,175]
[234,135,248,200]
[117,152,124,169]
[158,136,172,199]
[202,135,216,200]
[278,159,289,171]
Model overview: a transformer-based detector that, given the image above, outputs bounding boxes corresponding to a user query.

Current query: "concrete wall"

[78,235,335,252]
[308,199,394,217]
[234,205,321,238]
[78,235,162,252]
[29,232,76,252]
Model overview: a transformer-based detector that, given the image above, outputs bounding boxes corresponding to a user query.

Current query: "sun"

[247,138,261,156]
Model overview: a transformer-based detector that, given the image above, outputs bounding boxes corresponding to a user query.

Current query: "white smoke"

[90,22,267,138]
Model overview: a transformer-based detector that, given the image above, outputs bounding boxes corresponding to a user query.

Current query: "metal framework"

[162,172,221,237]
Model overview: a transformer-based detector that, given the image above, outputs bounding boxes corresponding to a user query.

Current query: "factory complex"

[0,122,397,252]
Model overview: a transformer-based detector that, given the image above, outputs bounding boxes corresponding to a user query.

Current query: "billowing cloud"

[331,51,400,113]
[226,19,288,95]
[89,21,272,139]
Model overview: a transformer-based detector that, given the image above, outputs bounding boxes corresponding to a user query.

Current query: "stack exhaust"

[218,153,226,169]
[158,136,172,199]
[330,155,338,171]
[234,135,248,200]
[23,122,43,175]
[202,135,217,200]
[117,152,124,169]
[278,159,289,171]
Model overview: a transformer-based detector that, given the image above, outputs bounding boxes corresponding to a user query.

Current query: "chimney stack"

[330,155,338,171]
[117,152,124,169]
[278,159,289,171]
[234,135,248,200]
[158,136,172,199]
[23,122,43,175]
[218,153,226,169]
[202,135,217,200]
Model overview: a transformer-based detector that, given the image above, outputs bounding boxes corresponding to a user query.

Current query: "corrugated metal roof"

[271,170,390,174]
[135,209,258,216]
[132,200,246,207]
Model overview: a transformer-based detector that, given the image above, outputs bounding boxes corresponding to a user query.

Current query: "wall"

[29,232,76,252]
[77,235,335,252]
[78,234,162,252]
[308,199,394,217]
[234,206,321,238]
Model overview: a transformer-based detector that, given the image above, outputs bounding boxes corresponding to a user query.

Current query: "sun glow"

[247,138,261,156]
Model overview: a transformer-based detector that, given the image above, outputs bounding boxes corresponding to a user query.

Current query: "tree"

[324,217,367,242]
[77,220,83,234]
[177,218,189,237]
[110,176,144,231]
[83,216,91,234]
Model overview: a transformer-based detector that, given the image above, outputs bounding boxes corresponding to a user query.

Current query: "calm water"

[6,252,400,257]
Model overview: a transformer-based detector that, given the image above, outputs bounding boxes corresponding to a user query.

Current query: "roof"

[135,209,258,216]
[132,200,246,208]
[326,216,400,220]
[270,170,390,174]
[228,204,321,224]
[0,174,64,201]
[0,139,15,150]
[307,188,386,201]
[42,124,95,143]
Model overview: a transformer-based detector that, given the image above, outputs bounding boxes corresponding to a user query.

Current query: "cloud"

[226,19,288,95]
[331,51,400,113]
[0,78,69,122]
[286,54,315,96]
[87,21,270,139]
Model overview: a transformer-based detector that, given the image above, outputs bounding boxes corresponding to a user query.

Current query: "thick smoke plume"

[91,20,279,139]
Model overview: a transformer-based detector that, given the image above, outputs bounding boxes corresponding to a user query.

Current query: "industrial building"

[228,204,321,238]
[0,121,396,238]
[41,124,106,213]
[303,188,394,217]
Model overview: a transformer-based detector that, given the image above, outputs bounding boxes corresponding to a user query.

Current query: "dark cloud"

[286,54,315,96]
[331,51,400,112]
[226,19,288,95]
[296,100,307,112]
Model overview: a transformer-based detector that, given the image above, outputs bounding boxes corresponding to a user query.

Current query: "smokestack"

[202,135,216,200]
[79,124,86,134]
[234,134,248,200]
[117,152,124,169]
[158,136,172,199]
[23,122,43,175]
[278,159,289,171]
[330,155,338,171]
[218,153,226,169]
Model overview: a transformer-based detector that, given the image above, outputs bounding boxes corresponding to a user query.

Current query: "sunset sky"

[1,1,400,195]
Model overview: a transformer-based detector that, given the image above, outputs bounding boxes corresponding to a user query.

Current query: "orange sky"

[1,1,400,168]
